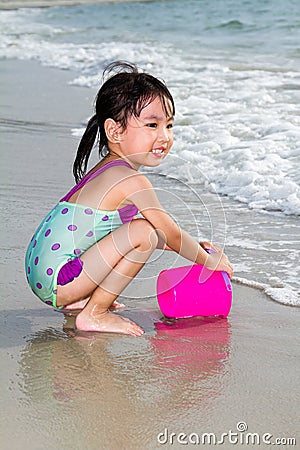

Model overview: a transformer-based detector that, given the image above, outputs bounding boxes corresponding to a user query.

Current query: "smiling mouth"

[151,148,165,157]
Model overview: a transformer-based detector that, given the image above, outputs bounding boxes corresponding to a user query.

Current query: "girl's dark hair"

[73,61,175,182]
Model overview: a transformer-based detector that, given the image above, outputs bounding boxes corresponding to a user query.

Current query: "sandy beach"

[0,58,299,449]
[0,0,154,10]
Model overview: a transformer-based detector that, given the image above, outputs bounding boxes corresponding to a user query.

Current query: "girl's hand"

[204,249,234,279]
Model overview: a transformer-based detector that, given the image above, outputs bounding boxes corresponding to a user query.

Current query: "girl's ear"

[104,118,122,143]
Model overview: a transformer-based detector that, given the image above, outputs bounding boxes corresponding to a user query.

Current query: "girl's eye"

[146,123,174,129]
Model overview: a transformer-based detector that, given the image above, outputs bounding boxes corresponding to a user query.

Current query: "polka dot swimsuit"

[25,160,138,308]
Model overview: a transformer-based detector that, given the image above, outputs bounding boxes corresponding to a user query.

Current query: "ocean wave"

[233,277,300,307]
[155,149,300,216]
[219,20,245,30]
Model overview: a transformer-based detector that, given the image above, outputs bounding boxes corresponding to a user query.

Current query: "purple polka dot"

[84,208,93,215]
[51,243,60,251]
[45,229,51,237]
[45,215,51,222]
[53,289,57,294]
[61,208,69,214]
[34,256,39,265]
[46,268,53,276]
[74,249,81,255]
[45,301,52,305]
[27,266,31,274]
[33,239,37,248]
[36,282,42,289]
[86,231,93,237]
[102,215,109,221]
[68,224,77,231]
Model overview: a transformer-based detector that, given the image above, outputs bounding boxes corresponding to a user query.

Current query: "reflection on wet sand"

[150,318,231,411]
[17,316,231,448]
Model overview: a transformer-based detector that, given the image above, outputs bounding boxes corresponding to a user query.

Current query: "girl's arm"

[121,173,233,277]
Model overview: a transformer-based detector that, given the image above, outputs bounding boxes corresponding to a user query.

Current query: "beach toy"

[156,252,232,319]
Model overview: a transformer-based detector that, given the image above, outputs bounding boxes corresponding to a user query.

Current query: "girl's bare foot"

[75,309,144,336]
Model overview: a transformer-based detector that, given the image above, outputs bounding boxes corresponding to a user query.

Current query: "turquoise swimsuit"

[25,160,138,308]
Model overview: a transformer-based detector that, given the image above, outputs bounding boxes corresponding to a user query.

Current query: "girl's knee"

[130,218,158,250]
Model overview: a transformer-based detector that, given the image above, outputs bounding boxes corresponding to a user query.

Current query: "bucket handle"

[203,248,232,292]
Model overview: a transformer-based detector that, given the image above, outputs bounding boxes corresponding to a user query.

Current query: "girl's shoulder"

[89,159,157,207]
[116,169,153,197]
[93,159,152,188]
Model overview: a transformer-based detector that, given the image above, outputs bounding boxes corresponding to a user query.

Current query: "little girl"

[25,61,233,336]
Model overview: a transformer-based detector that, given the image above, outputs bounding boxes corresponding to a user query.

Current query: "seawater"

[0,0,299,305]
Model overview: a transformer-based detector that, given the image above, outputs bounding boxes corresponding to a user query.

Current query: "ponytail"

[73,114,99,183]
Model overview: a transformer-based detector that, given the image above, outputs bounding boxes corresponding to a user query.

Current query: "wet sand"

[0,59,299,449]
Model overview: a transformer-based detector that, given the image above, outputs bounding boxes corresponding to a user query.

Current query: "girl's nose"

[158,126,170,142]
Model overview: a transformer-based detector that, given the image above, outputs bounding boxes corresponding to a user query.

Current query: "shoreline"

[0,0,157,11]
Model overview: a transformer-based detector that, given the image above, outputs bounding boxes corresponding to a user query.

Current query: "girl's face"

[117,96,174,169]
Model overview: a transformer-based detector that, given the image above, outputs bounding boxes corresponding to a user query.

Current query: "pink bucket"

[156,264,232,319]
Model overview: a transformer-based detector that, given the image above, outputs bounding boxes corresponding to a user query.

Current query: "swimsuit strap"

[60,160,133,202]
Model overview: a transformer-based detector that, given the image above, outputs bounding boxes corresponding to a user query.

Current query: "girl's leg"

[56,219,158,336]
[63,298,125,313]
